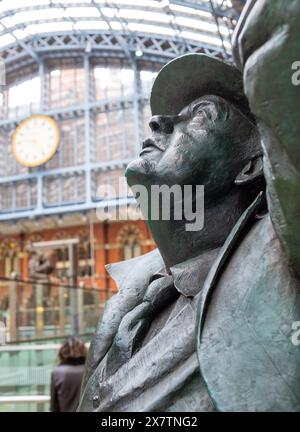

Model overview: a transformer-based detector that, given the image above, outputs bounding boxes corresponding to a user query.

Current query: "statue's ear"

[235,156,264,186]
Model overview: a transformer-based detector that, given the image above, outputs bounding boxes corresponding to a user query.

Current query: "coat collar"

[170,248,221,297]
[105,248,164,295]
[106,247,220,299]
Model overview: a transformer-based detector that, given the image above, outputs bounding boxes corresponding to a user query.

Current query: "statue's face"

[125,95,253,197]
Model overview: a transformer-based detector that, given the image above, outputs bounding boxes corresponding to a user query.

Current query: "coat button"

[92,395,100,409]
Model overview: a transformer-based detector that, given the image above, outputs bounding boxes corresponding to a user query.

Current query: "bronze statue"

[196,0,300,412]
[79,0,300,412]
[78,53,264,411]
[28,247,56,282]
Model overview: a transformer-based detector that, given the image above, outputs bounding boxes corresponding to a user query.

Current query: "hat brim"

[150,53,252,119]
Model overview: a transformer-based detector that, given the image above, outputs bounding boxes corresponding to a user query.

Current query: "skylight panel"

[119,9,171,24]
[0,0,50,14]
[104,0,161,8]
[170,3,212,19]
[3,9,66,27]
[110,22,123,30]
[13,29,30,40]
[25,21,74,34]
[128,22,176,37]
[65,7,101,18]
[175,16,230,36]
[0,33,15,48]
[74,20,109,30]
[175,16,218,32]
[0,1,233,52]
[100,8,118,18]
[1,16,17,29]
[181,30,231,49]
[51,0,93,4]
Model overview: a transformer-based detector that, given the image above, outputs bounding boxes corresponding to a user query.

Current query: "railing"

[0,277,113,344]
[0,395,50,403]
[0,339,91,412]
[0,396,50,412]
[0,277,112,411]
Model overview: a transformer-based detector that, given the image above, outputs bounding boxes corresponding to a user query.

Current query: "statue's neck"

[146,190,247,269]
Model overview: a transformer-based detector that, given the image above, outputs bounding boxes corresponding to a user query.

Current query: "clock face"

[12,115,60,167]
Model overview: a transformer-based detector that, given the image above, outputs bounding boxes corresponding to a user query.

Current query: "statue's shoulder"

[197,215,300,411]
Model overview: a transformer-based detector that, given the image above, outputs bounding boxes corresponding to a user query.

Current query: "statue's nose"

[149,115,175,134]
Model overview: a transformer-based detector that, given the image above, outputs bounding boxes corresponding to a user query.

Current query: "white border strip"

[0,395,50,403]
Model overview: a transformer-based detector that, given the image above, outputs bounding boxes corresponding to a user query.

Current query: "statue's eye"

[195,108,205,116]
[192,103,210,118]
[197,106,214,122]
[193,107,209,122]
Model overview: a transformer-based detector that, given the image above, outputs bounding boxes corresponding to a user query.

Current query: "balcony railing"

[0,276,113,343]
[0,277,108,412]
[0,341,91,412]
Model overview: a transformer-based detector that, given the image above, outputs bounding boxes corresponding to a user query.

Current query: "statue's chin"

[125,157,150,186]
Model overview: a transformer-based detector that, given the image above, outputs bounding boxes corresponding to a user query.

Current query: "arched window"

[51,230,94,279]
[78,230,93,278]
[52,231,70,279]
[0,240,20,278]
[117,225,142,261]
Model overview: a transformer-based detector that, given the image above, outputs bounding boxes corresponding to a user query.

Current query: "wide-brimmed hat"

[150,53,254,121]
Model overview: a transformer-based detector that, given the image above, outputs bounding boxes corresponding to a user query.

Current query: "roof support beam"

[1,21,39,62]
[92,0,132,61]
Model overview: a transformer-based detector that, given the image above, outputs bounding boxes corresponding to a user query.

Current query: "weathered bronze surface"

[196,0,300,411]
[79,0,300,412]
[78,52,264,411]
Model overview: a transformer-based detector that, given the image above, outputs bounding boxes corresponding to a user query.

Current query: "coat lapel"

[197,192,264,342]
[81,249,164,390]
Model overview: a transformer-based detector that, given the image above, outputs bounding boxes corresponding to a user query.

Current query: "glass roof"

[0,0,235,51]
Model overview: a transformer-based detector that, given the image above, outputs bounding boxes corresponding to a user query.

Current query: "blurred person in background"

[50,336,87,412]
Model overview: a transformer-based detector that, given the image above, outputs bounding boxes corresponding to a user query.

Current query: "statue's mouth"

[139,138,164,156]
